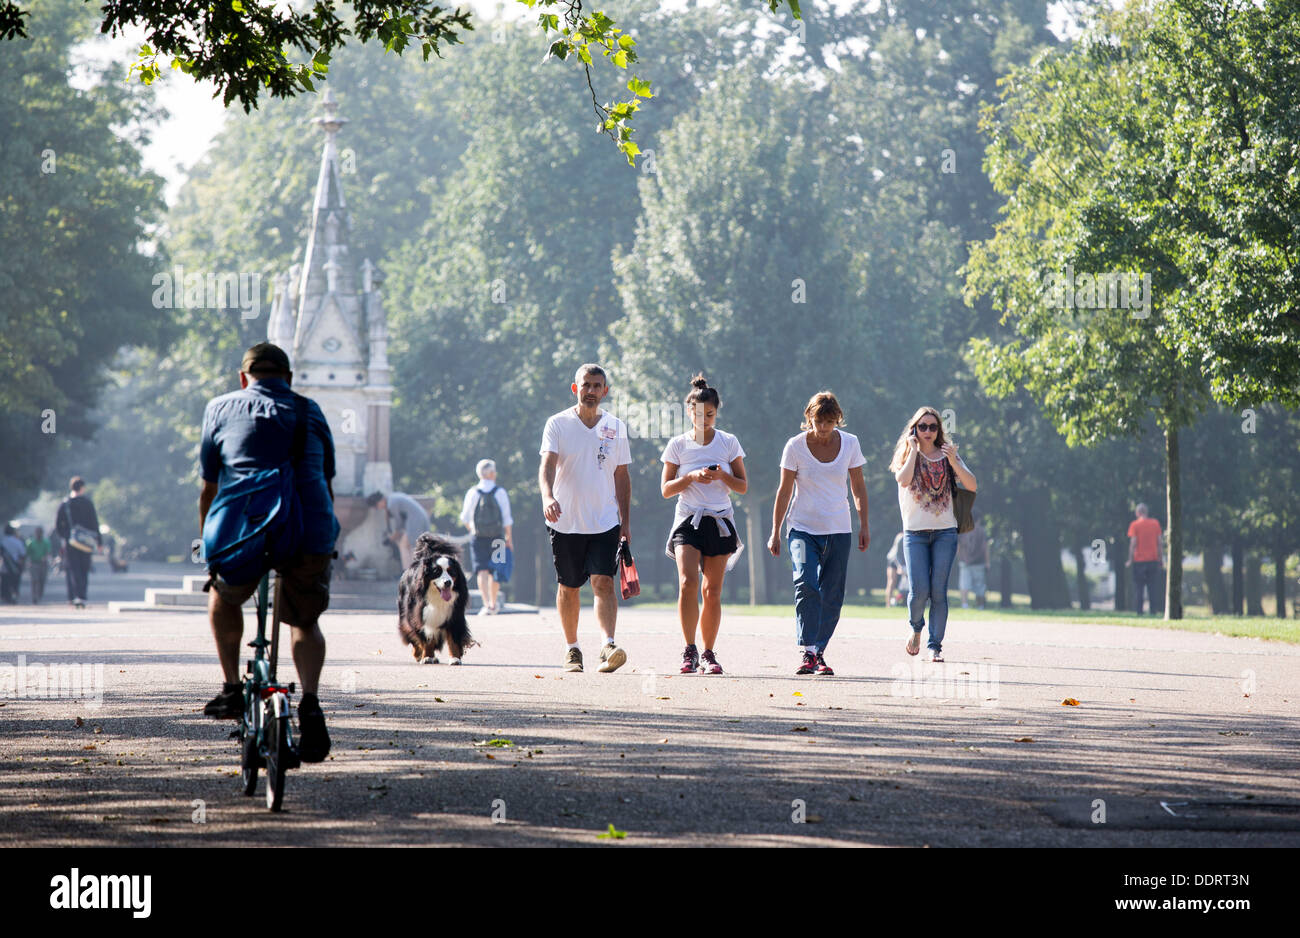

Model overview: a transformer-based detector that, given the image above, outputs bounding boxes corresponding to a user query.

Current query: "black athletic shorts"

[211,553,332,628]
[548,524,620,588]
[669,516,738,558]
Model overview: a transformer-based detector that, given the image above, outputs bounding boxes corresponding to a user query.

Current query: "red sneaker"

[680,644,699,674]
[815,653,834,676]
[796,651,817,675]
[699,649,723,675]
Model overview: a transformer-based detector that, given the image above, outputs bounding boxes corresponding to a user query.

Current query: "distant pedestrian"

[461,459,513,615]
[661,374,747,675]
[768,391,870,676]
[25,526,52,604]
[538,363,631,673]
[885,530,908,607]
[55,477,101,608]
[957,514,989,609]
[0,524,25,604]
[367,491,430,571]
[890,407,976,662]
[1127,502,1164,614]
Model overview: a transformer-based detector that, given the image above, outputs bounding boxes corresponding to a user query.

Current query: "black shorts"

[211,553,332,628]
[548,525,620,588]
[669,516,738,558]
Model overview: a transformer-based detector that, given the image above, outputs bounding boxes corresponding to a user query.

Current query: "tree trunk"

[1019,498,1070,608]
[999,551,1013,607]
[745,502,766,607]
[1231,539,1245,615]
[1164,424,1184,620]
[1203,545,1229,614]
[1073,545,1090,610]
[1275,533,1288,620]
[1246,552,1264,615]
[1112,532,1127,611]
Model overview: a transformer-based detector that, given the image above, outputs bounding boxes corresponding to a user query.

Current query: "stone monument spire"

[265,88,393,497]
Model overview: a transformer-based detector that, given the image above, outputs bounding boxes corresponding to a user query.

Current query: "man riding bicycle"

[197,343,338,762]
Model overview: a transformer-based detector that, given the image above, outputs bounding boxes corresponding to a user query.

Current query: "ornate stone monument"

[267,88,398,575]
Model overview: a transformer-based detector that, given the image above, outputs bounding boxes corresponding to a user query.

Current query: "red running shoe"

[699,649,723,675]
[815,653,834,676]
[796,650,817,675]
[680,644,699,674]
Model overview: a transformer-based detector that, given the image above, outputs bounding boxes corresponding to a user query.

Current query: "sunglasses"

[915,422,939,432]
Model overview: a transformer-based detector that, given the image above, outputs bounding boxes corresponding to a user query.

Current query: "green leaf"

[612,49,628,69]
[596,823,627,839]
[626,77,652,98]
[577,44,592,66]
[617,34,635,51]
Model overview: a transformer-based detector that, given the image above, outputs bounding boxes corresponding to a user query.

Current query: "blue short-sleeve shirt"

[199,378,340,554]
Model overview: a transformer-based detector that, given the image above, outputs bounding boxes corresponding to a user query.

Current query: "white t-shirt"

[779,429,867,535]
[897,449,971,531]
[660,429,746,515]
[539,407,631,534]
[460,479,512,534]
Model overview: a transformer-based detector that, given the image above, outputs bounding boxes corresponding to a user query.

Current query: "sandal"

[906,631,921,656]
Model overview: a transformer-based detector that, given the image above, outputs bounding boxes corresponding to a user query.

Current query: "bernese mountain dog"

[397,533,474,664]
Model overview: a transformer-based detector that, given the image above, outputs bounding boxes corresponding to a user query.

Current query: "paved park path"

[1,595,1297,846]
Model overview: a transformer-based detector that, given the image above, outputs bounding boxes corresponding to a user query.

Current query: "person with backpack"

[55,477,100,607]
[197,343,339,763]
[461,459,513,615]
[0,524,25,604]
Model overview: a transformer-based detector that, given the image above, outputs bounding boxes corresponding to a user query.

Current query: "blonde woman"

[768,392,869,676]
[889,407,976,662]
[661,374,747,675]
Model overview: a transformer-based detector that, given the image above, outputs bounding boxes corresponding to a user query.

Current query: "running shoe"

[699,649,723,675]
[680,643,700,673]
[564,647,584,672]
[796,650,818,675]
[598,643,626,673]
[814,653,834,676]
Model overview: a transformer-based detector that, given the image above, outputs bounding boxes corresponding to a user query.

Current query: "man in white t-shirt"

[538,363,632,673]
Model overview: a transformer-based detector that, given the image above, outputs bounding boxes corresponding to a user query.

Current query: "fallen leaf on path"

[1014,737,1034,743]
[792,692,803,697]
[805,814,823,823]
[1061,698,1080,706]
[596,823,627,840]
[792,726,809,732]
[433,698,444,703]
[75,717,84,727]
[655,696,671,700]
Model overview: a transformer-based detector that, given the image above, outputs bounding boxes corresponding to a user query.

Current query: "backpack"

[473,485,504,539]
[201,394,309,586]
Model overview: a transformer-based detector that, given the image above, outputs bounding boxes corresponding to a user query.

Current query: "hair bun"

[690,373,709,390]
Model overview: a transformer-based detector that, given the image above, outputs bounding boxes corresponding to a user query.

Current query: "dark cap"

[241,342,292,376]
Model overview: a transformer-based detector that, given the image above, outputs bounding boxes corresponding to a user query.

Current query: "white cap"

[476,459,496,479]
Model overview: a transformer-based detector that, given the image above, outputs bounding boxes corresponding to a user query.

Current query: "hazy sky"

[68,1,1074,205]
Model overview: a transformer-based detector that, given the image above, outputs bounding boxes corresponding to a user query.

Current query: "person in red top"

[1127,503,1164,614]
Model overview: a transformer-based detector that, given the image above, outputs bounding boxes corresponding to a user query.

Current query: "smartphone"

[707,464,719,471]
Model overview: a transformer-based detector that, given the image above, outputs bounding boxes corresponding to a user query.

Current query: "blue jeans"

[904,528,958,652]
[788,529,851,652]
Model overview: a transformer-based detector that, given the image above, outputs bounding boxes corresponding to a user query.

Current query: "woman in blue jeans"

[889,406,976,662]
[769,392,870,675]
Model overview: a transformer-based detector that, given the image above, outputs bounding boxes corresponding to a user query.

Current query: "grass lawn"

[630,597,1300,643]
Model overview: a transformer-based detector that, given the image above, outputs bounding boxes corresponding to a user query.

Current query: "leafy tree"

[1,0,166,520]
[0,0,802,163]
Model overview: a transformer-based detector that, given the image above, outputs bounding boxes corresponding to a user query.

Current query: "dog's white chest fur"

[420,556,457,640]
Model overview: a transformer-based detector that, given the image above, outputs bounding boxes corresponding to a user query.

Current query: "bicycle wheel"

[264,711,289,811]
[240,724,259,796]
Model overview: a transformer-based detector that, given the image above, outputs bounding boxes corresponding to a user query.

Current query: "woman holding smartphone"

[661,374,747,675]
[768,391,870,676]
[889,406,976,662]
